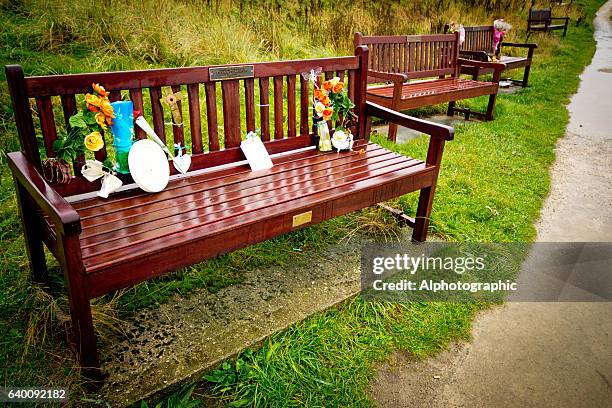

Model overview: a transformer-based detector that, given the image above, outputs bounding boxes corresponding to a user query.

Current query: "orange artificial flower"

[314,88,327,101]
[85,93,102,108]
[100,99,115,118]
[322,80,333,91]
[105,115,114,126]
[87,104,99,113]
[92,83,108,97]
[321,95,331,107]
[322,107,333,121]
[332,82,344,93]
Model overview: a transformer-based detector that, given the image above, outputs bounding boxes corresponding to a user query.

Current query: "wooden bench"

[354,32,504,142]
[447,25,538,88]
[527,8,569,37]
[5,49,454,378]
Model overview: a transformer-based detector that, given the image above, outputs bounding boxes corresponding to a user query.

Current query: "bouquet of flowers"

[493,19,512,59]
[310,75,357,151]
[47,83,116,180]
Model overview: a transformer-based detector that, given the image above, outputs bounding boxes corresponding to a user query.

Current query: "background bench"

[527,8,569,37]
[447,25,538,87]
[354,32,503,142]
[5,50,454,378]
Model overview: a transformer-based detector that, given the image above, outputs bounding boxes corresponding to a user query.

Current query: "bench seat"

[366,78,498,111]
[65,142,431,296]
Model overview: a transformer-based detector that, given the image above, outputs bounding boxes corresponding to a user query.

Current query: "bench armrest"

[366,101,454,141]
[457,58,505,82]
[501,42,538,50]
[367,70,407,84]
[459,50,490,62]
[7,151,81,235]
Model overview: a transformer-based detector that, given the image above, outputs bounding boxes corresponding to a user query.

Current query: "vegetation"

[0,0,604,406]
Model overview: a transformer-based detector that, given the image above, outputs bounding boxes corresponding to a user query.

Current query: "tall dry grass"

[5,0,585,67]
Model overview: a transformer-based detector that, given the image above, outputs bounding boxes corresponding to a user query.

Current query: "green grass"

[0,0,605,406]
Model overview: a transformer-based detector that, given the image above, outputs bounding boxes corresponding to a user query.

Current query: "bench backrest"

[354,32,460,82]
[448,25,495,54]
[5,50,369,197]
[529,8,553,24]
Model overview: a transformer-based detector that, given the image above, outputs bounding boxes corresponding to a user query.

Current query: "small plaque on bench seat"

[292,211,313,227]
[209,65,254,81]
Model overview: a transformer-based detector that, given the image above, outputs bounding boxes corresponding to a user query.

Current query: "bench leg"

[412,186,436,242]
[388,122,399,142]
[14,182,47,283]
[447,101,456,117]
[485,94,497,121]
[59,235,102,381]
[522,64,532,87]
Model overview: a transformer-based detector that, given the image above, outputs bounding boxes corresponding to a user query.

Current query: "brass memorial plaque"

[292,211,313,227]
[209,65,255,81]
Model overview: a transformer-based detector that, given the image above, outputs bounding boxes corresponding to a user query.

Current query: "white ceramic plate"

[128,139,170,193]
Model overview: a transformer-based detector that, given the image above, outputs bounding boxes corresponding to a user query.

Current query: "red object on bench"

[5,48,453,378]
[354,32,504,142]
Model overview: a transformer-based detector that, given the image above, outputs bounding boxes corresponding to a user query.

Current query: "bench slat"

[35,96,57,158]
[244,78,256,134]
[60,94,84,174]
[300,75,309,136]
[259,77,270,141]
[287,75,296,137]
[273,76,284,140]
[221,80,241,148]
[204,82,219,151]
[170,85,185,149]
[149,87,166,143]
[187,83,203,154]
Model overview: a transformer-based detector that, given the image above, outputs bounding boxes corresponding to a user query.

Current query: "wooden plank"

[244,78,256,133]
[221,80,242,148]
[35,96,58,157]
[204,82,219,151]
[286,75,296,137]
[299,75,309,136]
[187,83,203,154]
[129,88,146,139]
[273,76,283,139]
[170,85,185,149]
[24,57,360,97]
[149,87,166,143]
[259,77,270,141]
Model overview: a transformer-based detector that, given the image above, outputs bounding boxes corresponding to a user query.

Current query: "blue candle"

[110,101,134,174]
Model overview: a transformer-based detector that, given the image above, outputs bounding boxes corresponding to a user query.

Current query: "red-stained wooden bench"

[354,32,504,142]
[5,49,454,378]
[445,25,538,88]
[527,8,569,37]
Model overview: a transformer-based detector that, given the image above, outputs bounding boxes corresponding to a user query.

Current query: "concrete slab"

[95,230,413,406]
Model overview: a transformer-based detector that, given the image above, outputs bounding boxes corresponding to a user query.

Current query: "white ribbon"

[301,67,323,84]
[81,160,123,199]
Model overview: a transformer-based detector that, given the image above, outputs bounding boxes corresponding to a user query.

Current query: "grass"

[0,0,605,406]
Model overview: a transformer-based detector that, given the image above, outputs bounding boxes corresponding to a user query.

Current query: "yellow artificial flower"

[330,77,341,86]
[92,83,108,97]
[84,131,104,152]
[95,112,107,129]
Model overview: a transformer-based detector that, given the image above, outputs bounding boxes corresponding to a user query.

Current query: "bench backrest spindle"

[5,53,368,198]
[354,32,460,83]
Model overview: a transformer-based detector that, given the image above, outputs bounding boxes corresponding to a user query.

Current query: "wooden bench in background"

[527,8,569,37]
[5,49,454,378]
[354,32,504,142]
[447,25,538,88]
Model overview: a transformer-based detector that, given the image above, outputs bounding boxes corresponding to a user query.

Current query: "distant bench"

[355,32,504,141]
[527,8,569,37]
[446,25,538,88]
[5,50,454,378]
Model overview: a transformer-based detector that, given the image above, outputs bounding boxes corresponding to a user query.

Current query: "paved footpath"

[371,2,612,407]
